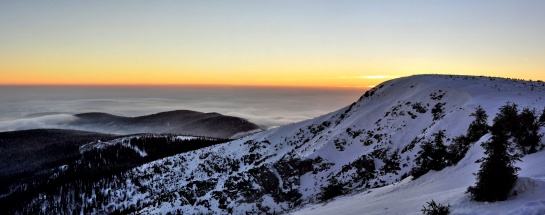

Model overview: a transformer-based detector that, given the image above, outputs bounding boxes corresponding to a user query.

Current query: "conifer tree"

[467,104,520,202]
[447,106,490,165]
[430,130,448,170]
[515,108,542,154]
[466,106,489,142]
[495,103,519,136]
[411,130,448,178]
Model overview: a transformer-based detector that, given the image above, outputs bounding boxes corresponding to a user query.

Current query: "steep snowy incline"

[20,75,545,214]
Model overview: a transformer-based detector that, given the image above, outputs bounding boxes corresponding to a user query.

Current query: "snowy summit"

[10,75,545,214]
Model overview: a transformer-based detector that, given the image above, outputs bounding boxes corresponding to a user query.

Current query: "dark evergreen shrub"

[381,150,401,174]
[412,102,427,113]
[447,106,490,165]
[421,199,450,215]
[446,136,468,166]
[431,103,446,120]
[411,130,448,178]
[466,106,489,142]
[491,103,519,136]
[319,178,345,201]
[514,108,542,154]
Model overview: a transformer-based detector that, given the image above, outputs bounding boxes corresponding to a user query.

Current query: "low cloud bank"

[0,114,77,132]
[0,86,365,132]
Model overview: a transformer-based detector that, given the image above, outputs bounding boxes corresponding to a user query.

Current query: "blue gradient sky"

[1,1,544,87]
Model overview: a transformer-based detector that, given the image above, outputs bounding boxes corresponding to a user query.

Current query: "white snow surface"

[292,137,545,215]
[28,75,545,214]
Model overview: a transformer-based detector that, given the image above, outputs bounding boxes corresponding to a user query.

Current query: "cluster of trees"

[411,130,449,178]
[412,103,544,202]
[410,105,491,179]
[467,103,543,202]
[447,106,490,164]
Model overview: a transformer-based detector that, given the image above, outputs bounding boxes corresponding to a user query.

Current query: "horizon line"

[0,83,372,90]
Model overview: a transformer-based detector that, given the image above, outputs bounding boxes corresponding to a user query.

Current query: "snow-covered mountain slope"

[19,75,545,214]
[293,135,545,215]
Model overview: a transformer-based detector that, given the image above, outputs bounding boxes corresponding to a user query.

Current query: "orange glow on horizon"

[3,48,544,88]
[2,67,544,88]
[0,64,395,88]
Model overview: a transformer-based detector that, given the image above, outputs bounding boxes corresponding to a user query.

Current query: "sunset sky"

[1,1,544,87]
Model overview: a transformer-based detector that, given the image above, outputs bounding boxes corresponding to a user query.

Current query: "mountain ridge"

[10,75,545,214]
[67,109,263,139]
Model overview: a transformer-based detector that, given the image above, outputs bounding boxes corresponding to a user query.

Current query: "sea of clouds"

[0,86,364,132]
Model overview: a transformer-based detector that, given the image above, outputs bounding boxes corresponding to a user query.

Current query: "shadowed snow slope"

[20,75,545,214]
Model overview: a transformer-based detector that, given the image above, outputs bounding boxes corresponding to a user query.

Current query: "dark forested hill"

[0,131,229,214]
[67,110,262,138]
[0,129,117,182]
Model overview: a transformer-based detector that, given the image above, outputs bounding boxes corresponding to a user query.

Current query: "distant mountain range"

[3,75,545,214]
[65,110,263,139]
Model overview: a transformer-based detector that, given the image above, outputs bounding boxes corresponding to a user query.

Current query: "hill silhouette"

[68,110,262,138]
